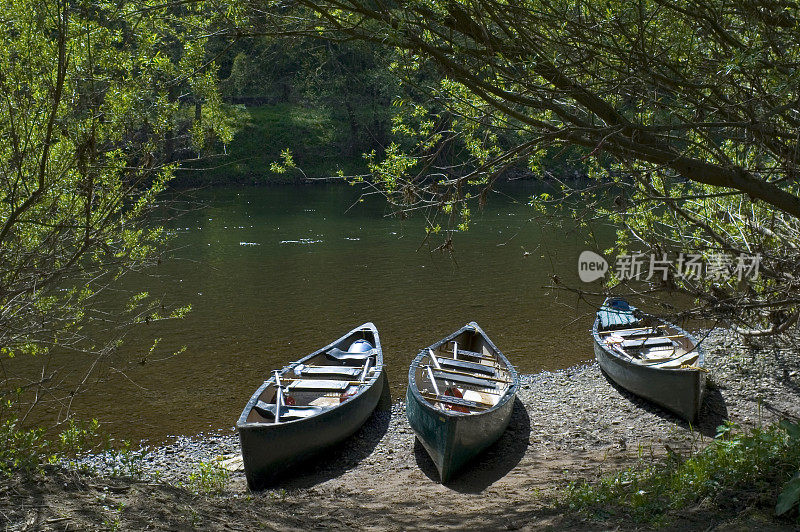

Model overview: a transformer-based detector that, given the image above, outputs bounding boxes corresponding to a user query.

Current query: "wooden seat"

[298,366,362,378]
[437,357,496,376]
[607,328,661,338]
[421,393,487,410]
[254,401,326,420]
[431,370,497,390]
[646,351,701,368]
[286,379,352,392]
[455,348,489,359]
[622,337,674,349]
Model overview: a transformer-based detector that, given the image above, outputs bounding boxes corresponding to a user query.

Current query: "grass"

[176,104,369,186]
[566,420,800,526]
[186,459,230,495]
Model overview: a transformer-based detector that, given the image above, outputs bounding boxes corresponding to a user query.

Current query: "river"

[58,182,606,443]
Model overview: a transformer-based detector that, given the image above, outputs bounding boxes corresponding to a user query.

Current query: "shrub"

[567,420,800,524]
[0,416,49,476]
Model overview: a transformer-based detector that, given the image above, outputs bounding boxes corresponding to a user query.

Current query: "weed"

[268,488,287,501]
[187,459,229,495]
[567,420,800,525]
[104,441,145,479]
[187,506,201,527]
[102,501,125,531]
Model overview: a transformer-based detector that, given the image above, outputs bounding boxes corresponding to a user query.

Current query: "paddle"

[273,371,283,424]
[359,357,372,383]
[426,366,442,397]
[428,349,442,369]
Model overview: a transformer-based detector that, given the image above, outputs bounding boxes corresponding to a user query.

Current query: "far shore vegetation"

[175,104,368,185]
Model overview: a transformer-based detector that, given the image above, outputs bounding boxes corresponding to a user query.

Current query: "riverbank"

[3,328,800,530]
[172,104,369,187]
[169,104,554,187]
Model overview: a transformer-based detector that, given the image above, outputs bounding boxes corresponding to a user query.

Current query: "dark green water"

[61,183,604,443]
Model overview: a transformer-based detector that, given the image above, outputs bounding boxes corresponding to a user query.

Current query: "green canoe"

[406,322,519,483]
[593,298,707,422]
[237,322,386,490]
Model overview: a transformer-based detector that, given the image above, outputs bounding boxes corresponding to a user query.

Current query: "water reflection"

[43,182,608,443]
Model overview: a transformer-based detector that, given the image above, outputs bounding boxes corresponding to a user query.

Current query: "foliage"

[57,418,103,456]
[217,35,400,158]
[0,415,49,476]
[567,420,800,524]
[0,0,233,421]
[776,419,800,516]
[186,459,229,495]
[240,0,800,329]
[0,400,104,476]
[177,104,369,184]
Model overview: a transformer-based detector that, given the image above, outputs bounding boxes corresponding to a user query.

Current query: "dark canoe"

[406,322,519,483]
[592,298,707,422]
[237,322,387,490]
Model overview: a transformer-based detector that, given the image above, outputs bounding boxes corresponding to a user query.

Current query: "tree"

[243,0,800,332]
[0,0,233,424]
[218,34,399,157]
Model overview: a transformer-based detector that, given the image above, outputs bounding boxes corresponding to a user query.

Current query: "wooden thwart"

[283,378,358,391]
[422,364,510,384]
[436,357,497,376]
[431,370,498,390]
[297,366,363,377]
[598,324,667,335]
[606,333,684,340]
[449,347,497,362]
[420,392,491,410]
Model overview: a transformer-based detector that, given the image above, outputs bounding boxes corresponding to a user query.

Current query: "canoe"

[592,298,707,422]
[237,322,386,490]
[406,322,519,483]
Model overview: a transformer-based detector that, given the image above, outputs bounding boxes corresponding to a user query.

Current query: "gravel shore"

[78,328,800,489]
[51,327,800,530]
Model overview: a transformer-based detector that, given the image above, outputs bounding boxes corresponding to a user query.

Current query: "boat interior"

[246,328,380,424]
[413,329,513,414]
[598,319,701,369]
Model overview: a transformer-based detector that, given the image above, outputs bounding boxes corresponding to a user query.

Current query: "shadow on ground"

[600,369,728,438]
[412,397,531,493]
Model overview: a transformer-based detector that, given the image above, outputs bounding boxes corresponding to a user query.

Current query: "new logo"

[578,250,608,282]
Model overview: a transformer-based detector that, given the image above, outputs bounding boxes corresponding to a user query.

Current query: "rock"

[221,455,244,472]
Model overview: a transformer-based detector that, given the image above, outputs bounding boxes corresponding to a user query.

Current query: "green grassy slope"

[174,104,369,186]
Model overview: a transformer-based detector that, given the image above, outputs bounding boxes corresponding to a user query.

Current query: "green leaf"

[780,420,800,440]
[776,472,800,516]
